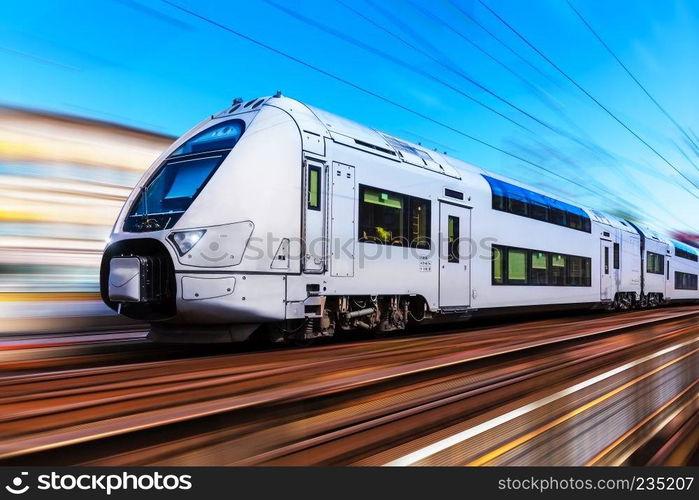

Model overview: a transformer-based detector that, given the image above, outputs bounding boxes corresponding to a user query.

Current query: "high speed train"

[100,93,699,343]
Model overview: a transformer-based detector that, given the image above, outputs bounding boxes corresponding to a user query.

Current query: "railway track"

[0,306,697,465]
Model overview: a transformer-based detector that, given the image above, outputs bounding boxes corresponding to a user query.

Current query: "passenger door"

[303,158,327,273]
[438,202,470,310]
[330,162,355,277]
[600,239,612,301]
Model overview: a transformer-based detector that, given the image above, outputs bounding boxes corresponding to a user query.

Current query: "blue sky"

[2,0,698,232]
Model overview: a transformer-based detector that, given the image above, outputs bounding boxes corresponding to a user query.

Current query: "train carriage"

[100,94,699,343]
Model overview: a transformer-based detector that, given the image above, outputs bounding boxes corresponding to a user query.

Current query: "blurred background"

[1,0,698,334]
[0,106,172,332]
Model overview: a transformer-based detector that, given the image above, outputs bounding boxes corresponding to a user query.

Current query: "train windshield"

[123,119,245,232]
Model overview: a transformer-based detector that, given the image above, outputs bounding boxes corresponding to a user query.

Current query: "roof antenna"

[232,97,243,105]
[274,90,283,98]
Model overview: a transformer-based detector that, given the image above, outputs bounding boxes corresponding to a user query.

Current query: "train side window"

[448,215,460,263]
[508,197,527,217]
[674,245,698,262]
[493,245,589,287]
[583,257,592,286]
[567,255,586,285]
[529,203,548,222]
[613,243,620,269]
[358,186,406,245]
[567,255,591,286]
[567,212,584,231]
[530,251,549,285]
[604,247,609,274]
[492,192,507,211]
[492,246,504,284]
[482,175,590,233]
[410,197,431,249]
[675,271,698,290]
[307,165,321,211]
[646,251,664,274]
[551,253,566,286]
[507,248,527,284]
[548,207,567,226]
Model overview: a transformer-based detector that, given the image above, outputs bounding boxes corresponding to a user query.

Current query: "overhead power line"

[338,0,641,203]
[263,0,535,133]
[478,0,699,199]
[566,0,699,172]
[159,0,618,201]
[393,0,623,165]
[445,0,558,87]
[332,0,556,135]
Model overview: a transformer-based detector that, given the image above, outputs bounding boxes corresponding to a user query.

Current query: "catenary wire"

[566,0,699,172]
[477,0,699,199]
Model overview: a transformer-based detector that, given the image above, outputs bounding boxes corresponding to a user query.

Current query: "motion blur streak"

[386,337,697,466]
[0,307,696,465]
[0,106,172,333]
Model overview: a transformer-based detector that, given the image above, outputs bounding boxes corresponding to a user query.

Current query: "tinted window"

[551,253,566,286]
[482,175,590,233]
[530,251,548,285]
[492,246,504,284]
[448,216,460,263]
[172,120,244,156]
[491,246,589,287]
[508,197,527,216]
[613,243,620,269]
[567,255,590,286]
[674,244,699,262]
[358,185,431,249]
[125,153,225,232]
[647,251,664,274]
[411,198,431,249]
[508,249,527,284]
[529,203,548,221]
[359,187,405,245]
[581,218,592,232]
[549,207,566,226]
[675,271,698,290]
[124,120,245,232]
[492,193,507,211]
[567,213,585,231]
[308,165,321,210]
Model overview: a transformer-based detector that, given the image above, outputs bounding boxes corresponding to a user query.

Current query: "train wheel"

[278,320,315,347]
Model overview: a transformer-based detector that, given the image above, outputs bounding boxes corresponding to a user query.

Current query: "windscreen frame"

[123,118,245,232]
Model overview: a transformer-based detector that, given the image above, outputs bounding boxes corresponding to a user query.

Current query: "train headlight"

[169,230,206,256]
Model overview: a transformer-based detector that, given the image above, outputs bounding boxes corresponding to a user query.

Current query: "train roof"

[671,239,698,256]
[220,94,659,239]
[585,209,638,234]
[632,223,673,246]
[298,99,592,214]
[306,104,464,179]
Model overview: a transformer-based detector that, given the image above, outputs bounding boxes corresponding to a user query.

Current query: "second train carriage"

[100,94,699,342]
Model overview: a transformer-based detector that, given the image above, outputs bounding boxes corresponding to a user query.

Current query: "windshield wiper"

[137,184,162,231]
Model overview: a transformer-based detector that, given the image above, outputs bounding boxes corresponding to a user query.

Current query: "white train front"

[100,94,699,342]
